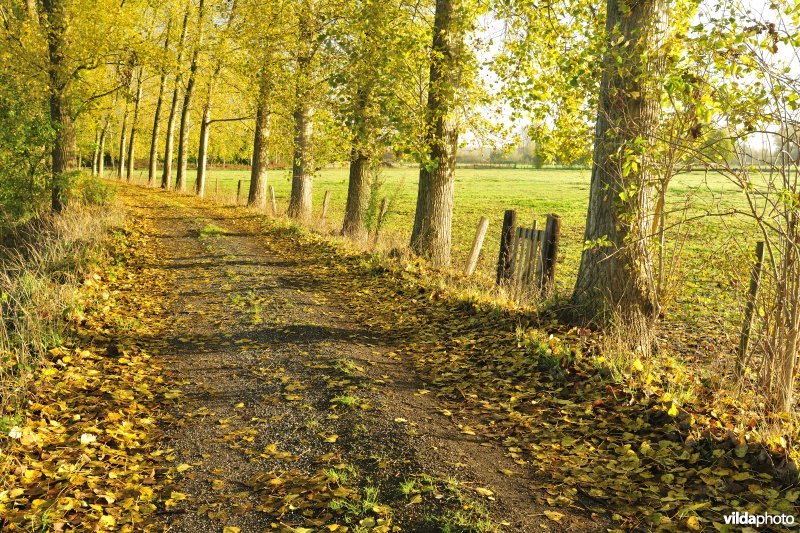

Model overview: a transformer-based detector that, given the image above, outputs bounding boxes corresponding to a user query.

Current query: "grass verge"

[0,179,178,531]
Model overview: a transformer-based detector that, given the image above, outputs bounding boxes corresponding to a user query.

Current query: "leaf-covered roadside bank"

[208,201,800,531]
[0,219,178,531]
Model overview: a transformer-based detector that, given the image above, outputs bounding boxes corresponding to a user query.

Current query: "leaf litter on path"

[55,183,798,533]
[118,186,592,532]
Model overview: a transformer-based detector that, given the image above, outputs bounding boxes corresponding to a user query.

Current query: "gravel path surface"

[119,185,600,532]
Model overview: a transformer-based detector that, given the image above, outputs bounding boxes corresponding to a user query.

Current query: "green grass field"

[129,165,757,337]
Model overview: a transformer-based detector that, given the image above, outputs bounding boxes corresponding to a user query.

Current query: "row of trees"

[1,0,797,411]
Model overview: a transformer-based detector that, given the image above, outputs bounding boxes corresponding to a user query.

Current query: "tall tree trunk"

[570,0,669,350]
[126,71,143,182]
[175,59,196,192]
[42,0,76,212]
[342,85,373,240]
[288,102,312,218]
[196,64,222,198]
[176,0,204,193]
[117,103,128,180]
[409,0,464,267]
[162,82,180,189]
[287,4,314,219]
[91,129,100,176]
[176,51,198,192]
[25,0,38,21]
[195,94,212,198]
[248,74,270,208]
[162,8,190,190]
[49,93,76,211]
[342,149,370,240]
[148,72,167,186]
[148,18,172,187]
[98,121,107,178]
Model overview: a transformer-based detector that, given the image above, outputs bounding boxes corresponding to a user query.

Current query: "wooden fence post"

[321,190,331,220]
[269,185,277,215]
[736,240,765,380]
[541,214,561,291]
[465,217,489,276]
[373,197,389,244]
[496,210,517,285]
[514,228,529,295]
[236,180,242,205]
[522,221,538,288]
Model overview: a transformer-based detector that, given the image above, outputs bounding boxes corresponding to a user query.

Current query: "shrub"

[64,172,116,207]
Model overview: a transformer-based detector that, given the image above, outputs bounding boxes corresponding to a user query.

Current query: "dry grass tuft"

[0,200,122,419]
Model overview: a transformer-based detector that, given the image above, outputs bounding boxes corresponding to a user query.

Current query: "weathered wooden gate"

[496,211,560,296]
[508,223,545,295]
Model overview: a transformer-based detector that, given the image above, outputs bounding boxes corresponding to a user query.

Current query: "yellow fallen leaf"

[324,434,339,443]
[98,515,116,529]
[222,527,241,533]
[176,463,192,473]
[544,511,564,522]
[632,358,644,372]
[474,487,494,497]
[667,402,679,417]
[22,470,41,483]
[20,428,39,446]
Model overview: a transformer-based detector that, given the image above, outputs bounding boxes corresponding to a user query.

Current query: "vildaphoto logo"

[724,512,796,527]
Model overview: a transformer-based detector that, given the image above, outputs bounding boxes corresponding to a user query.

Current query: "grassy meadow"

[129,164,757,343]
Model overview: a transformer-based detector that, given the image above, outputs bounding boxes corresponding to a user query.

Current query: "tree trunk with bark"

[570,0,669,351]
[409,0,464,267]
[175,59,197,192]
[195,93,212,198]
[287,6,314,219]
[162,82,180,189]
[176,0,204,193]
[91,129,100,176]
[288,102,312,218]
[126,71,142,182]
[162,8,189,190]
[148,72,166,186]
[117,103,128,180]
[25,0,38,21]
[342,150,371,240]
[148,18,171,187]
[41,0,76,211]
[342,86,373,240]
[98,122,107,178]
[248,75,270,208]
[48,93,76,211]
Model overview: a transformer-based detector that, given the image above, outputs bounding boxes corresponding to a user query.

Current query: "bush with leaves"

[0,72,52,224]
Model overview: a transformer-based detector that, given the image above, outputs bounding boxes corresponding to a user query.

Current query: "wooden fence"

[496,211,560,296]
[181,175,563,292]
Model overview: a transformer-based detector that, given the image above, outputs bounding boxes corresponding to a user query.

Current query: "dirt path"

[118,185,599,532]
